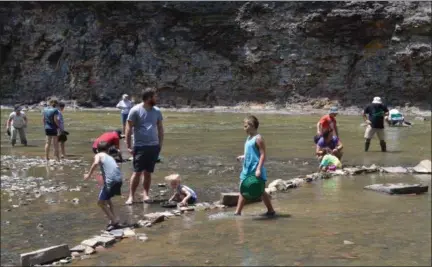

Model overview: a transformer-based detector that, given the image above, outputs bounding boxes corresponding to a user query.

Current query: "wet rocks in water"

[81,235,116,248]
[364,183,429,195]
[381,167,408,174]
[70,245,86,253]
[179,206,195,212]
[123,228,136,238]
[413,160,431,174]
[20,244,70,266]
[137,220,153,227]
[143,213,166,224]
[157,183,167,188]
[220,192,240,207]
[84,246,96,255]
[109,229,124,238]
[136,233,148,242]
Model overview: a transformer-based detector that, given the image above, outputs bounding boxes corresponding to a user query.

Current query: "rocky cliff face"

[0,1,431,108]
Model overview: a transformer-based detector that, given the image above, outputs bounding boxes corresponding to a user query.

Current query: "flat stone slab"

[109,229,124,238]
[220,192,262,206]
[220,192,239,206]
[21,244,70,266]
[123,228,136,238]
[81,235,116,248]
[364,183,429,195]
[143,212,165,224]
[413,160,431,174]
[381,167,408,174]
[69,244,86,253]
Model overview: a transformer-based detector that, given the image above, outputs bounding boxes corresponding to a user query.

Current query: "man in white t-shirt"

[6,105,28,146]
[116,94,133,135]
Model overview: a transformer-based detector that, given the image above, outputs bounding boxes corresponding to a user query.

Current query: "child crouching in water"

[318,154,342,173]
[84,141,123,230]
[236,115,276,216]
[165,174,197,206]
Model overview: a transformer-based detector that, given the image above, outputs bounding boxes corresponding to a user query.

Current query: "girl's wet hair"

[245,115,259,129]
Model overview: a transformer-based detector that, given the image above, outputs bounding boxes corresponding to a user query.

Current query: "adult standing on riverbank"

[6,105,28,146]
[43,99,61,161]
[314,106,339,143]
[125,88,164,205]
[116,94,133,136]
[363,97,389,152]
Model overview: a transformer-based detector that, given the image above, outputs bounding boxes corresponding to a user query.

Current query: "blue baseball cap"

[329,106,338,114]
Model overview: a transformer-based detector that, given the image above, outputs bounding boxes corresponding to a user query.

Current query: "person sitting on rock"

[318,154,342,173]
[84,141,123,231]
[316,130,343,160]
[92,130,124,162]
[165,174,197,206]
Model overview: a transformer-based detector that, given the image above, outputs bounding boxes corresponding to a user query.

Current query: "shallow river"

[1,109,431,266]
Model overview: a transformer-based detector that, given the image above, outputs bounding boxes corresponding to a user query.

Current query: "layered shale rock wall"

[0,1,431,107]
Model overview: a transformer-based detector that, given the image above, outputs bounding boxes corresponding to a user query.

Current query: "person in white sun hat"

[116,94,133,135]
[362,96,389,152]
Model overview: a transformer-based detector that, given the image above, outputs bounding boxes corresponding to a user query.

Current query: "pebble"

[136,233,148,242]
[72,198,79,204]
[343,240,354,245]
[84,246,95,255]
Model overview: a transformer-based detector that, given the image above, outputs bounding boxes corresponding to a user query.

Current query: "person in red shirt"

[92,130,124,161]
[314,107,339,144]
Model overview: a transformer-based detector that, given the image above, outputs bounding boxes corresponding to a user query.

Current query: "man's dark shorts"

[133,145,160,173]
[98,182,122,201]
[45,129,57,136]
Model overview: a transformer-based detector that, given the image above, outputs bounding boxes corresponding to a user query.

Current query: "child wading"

[235,115,275,216]
[84,141,123,230]
[166,174,197,206]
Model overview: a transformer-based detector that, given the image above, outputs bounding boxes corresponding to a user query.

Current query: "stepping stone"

[20,244,70,266]
[109,229,124,238]
[220,192,239,206]
[70,245,86,253]
[381,167,408,174]
[84,246,95,255]
[364,183,429,195]
[123,228,136,238]
[143,213,165,224]
[81,235,116,248]
[413,160,431,174]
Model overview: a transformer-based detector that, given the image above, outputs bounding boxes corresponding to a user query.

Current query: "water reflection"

[235,218,260,266]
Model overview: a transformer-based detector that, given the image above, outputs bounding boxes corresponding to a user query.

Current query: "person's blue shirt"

[43,107,59,130]
[240,134,267,181]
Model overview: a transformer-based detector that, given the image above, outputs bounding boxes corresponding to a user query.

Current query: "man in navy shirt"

[363,97,389,152]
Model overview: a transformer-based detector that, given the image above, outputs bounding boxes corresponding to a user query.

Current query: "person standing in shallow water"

[6,105,28,146]
[314,106,339,144]
[125,88,164,205]
[235,115,275,216]
[43,99,61,161]
[363,96,389,152]
[116,94,133,136]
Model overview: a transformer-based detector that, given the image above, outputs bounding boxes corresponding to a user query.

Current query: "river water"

[1,109,430,266]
